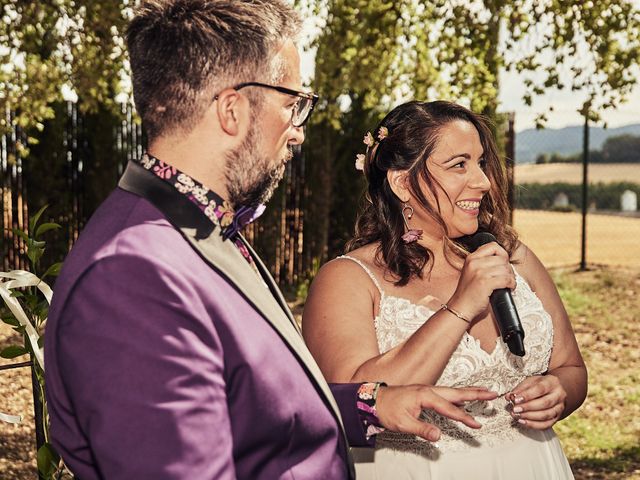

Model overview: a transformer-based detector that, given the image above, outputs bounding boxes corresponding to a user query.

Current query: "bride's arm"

[302,243,515,385]
[507,244,587,429]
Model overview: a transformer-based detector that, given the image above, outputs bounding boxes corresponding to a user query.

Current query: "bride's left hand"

[507,375,567,430]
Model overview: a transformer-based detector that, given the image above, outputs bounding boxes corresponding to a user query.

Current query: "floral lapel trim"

[139,153,235,230]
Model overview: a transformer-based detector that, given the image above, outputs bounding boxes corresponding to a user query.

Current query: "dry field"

[514,209,640,267]
[514,162,640,184]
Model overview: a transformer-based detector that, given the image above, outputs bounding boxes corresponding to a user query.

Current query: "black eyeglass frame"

[213,82,319,127]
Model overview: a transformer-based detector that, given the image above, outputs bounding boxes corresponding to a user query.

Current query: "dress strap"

[336,255,385,298]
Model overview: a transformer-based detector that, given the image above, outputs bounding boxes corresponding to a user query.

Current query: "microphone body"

[461,232,526,357]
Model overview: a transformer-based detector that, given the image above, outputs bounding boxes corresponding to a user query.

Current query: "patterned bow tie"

[222,204,266,240]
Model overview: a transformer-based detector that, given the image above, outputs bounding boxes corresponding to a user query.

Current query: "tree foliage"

[601,134,640,163]
[503,0,640,125]
[300,0,640,124]
[516,181,639,210]
[0,0,131,154]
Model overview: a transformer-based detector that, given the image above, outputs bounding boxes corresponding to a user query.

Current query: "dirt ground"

[0,341,36,479]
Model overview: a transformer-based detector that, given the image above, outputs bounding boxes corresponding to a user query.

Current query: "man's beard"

[224,122,292,210]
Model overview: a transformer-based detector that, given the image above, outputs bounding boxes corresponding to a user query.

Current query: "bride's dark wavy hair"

[346,100,518,286]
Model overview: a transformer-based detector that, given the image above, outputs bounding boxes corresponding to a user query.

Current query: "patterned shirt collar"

[137,153,265,239]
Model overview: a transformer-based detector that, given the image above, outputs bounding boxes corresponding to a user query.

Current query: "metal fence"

[1,102,309,287]
[1,103,144,273]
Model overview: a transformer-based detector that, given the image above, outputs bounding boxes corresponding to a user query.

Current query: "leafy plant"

[0,205,71,479]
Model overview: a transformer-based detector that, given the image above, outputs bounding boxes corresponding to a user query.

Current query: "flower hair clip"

[355,126,389,172]
[363,132,375,147]
[377,126,389,141]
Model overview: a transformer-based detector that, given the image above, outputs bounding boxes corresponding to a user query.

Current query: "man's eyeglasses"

[214,82,319,127]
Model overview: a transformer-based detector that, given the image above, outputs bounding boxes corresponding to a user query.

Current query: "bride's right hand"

[447,241,516,322]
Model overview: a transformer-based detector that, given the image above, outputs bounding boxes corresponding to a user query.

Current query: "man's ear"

[215,90,245,136]
[387,169,411,203]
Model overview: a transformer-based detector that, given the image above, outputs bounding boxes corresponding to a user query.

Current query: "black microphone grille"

[461,231,497,253]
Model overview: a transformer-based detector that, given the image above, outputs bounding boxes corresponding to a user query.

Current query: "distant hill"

[515,123,640,164]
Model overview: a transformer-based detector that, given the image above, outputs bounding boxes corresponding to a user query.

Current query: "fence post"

[505,112,516,225]
[580,113,589,271]
[31,366,46,480]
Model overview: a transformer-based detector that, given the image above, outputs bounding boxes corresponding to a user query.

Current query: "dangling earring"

[401,203,423,244]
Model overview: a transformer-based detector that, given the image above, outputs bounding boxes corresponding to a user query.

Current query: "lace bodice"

[338,255,554,455]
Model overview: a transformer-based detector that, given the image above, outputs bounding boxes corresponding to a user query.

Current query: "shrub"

[515,182,640,211]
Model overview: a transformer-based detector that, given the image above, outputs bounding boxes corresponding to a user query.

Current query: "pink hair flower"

[363,132,375,147]
[401,229,423,244]
[355,154,366,171]
[377,126,389,140]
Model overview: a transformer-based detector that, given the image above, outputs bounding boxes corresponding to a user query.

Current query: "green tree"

[601,134,640,163]
[0,0,131,154]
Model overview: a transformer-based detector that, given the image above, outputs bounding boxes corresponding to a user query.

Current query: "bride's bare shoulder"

[309,243,382,295]
[324,243,381,273]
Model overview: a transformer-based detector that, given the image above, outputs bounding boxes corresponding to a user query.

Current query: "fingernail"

[518,419,527,425]
[428,430,440,442]
[513,406,523,413]
[514,396,524,404]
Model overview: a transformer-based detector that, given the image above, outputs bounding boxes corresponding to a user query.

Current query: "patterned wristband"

[356,382,388,439]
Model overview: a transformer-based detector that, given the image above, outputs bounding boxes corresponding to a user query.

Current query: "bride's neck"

[417,235,464,276]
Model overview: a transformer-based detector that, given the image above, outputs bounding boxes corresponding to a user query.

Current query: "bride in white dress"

[302,101,587,479]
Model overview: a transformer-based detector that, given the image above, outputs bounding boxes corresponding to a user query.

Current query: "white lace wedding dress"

[339,256,574,480]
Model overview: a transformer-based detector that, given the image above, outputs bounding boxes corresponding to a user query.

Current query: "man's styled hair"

[127,0,302,141]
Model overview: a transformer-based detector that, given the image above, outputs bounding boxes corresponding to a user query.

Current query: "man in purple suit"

[44,1,496,478]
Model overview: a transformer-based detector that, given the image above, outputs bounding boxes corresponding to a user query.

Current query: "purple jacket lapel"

[117,161,348,436]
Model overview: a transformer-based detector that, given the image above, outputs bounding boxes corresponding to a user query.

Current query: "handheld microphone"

[461,231,526,357]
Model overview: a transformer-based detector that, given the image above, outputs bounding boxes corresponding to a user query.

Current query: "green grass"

[551,266,640,479]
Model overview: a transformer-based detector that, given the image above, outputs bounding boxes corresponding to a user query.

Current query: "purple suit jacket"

[44,162,367,479]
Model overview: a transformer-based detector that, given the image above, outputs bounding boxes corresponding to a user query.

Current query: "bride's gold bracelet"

[440,303,471,324]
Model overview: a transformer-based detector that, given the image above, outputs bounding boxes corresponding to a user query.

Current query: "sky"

[299,7,640,133]
[498,61,640,133]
